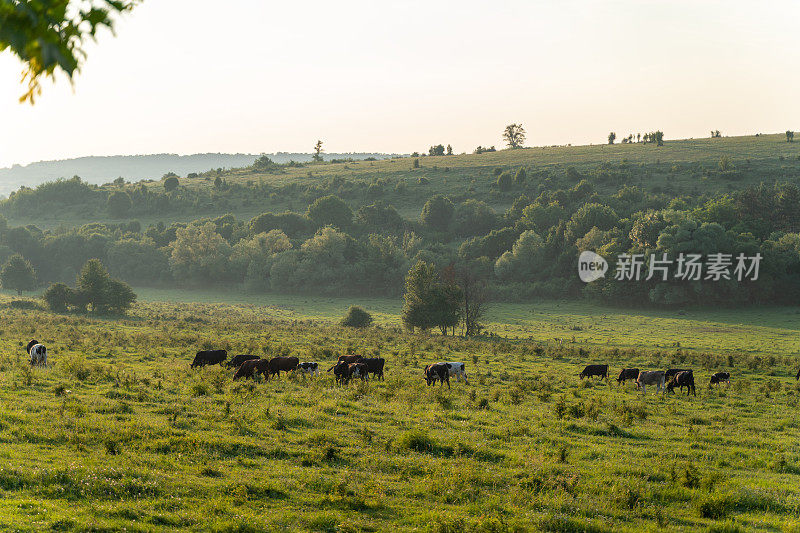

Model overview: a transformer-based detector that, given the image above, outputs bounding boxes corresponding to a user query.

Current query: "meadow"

[1,293,799,531]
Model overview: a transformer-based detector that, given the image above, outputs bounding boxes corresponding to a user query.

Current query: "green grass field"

[1,293,799,531]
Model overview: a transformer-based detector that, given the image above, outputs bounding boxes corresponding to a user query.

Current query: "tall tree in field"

[402,260,439,332]
[455,260,490,337]
[77,259,111,312]
[787,130,795,143]
[608,132,616,145]
[0,254,36,295]
[402,261,462,334]
[313,140,324,162]
[502,123,526,149]
[0,0,137,103]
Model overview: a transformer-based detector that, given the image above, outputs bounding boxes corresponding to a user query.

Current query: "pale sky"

[1,0,798,168]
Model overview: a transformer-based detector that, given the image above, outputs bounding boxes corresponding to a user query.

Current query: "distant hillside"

[0,152,403,196]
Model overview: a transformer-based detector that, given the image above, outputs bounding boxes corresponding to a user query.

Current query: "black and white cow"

[439,361,468,384]
[297,362,319,377]
[709,372,730,387]
[28,343,47,366]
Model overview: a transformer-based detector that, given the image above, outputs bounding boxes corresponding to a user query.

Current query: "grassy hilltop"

[4,133,800,228]
[0,296,799,531]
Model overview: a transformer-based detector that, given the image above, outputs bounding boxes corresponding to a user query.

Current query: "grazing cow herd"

[583,364,736,396]
[184,350,408,386]
[19,338,800,398]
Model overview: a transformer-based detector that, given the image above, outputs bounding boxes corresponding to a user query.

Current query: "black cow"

[666,370,695,396]
[26,339,38,354]
[579,364,608,380]
[665,368,691,382]
[617,368,640,385]
[709,372,730,387]
[191,349,227,368]
[425,363,450,389]
[331,361,349,384]
[226,354,260,368]
[361,357,385,381]
[267,356,300,379]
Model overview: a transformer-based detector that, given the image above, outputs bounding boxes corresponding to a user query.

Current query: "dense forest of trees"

[2,159,800,308]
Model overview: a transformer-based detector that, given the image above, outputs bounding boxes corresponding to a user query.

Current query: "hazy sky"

[1,0,798,168]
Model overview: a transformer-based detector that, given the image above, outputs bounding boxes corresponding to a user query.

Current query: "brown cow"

[268,356,300,378]
[233,359,269,380]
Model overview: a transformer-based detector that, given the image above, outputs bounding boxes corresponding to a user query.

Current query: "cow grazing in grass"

[709,372,730,387]
[191,349,227,368]
[347,362,368,383]
[361,357,385,381]
[617,368,640,386]
[233,359,269,380]
[267,356,300,379]
[297,362,319,377]
[667,370,695,396]
[579,364,608,380]
[665,368,691,382]
[637,370,665,393]
[425,363,450,389]
[226,354,260,368]
[331,361,349,384]
[441,362,468,384]
[28,343,47,367]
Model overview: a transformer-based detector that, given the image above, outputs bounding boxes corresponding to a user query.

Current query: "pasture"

[0,296,799,531]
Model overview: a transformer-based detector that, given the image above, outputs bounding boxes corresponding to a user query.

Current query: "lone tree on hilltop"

[502,123,526,149]
[608,132,616,145]
[313,140,324,162]
[787,130,795,143]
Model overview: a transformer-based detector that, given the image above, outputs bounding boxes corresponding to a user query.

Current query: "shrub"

[43,282,74,312]
[340,306,373,328]
[163,176,179,192]
[396,429,435,453]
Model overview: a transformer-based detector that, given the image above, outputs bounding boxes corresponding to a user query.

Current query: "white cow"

[637,370,665,393]
[439,362,468,384]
